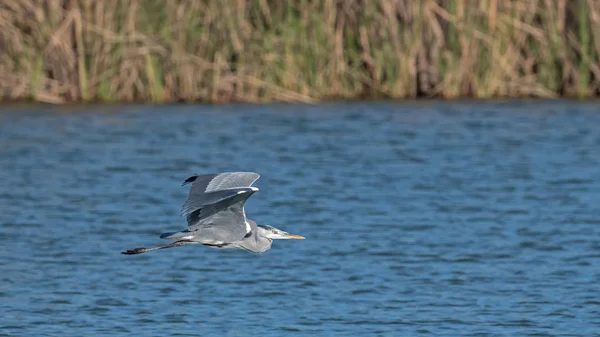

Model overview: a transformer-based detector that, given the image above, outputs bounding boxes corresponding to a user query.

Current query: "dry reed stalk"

[0,0,599,103]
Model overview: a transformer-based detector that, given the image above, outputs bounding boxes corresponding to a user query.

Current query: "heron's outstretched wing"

[181,172,260,218]
[180,172,260,242]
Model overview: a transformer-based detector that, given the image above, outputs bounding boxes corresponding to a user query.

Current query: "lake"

[1,100,599,336]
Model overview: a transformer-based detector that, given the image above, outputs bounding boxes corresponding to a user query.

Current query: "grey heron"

[122,172,304,255]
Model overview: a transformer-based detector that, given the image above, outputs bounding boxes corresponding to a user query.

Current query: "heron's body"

[122,172,304,255]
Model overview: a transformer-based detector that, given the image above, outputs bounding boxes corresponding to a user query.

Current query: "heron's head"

[257,225,305,240]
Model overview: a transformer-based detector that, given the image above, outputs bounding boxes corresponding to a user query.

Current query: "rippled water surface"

[1,101,600,336]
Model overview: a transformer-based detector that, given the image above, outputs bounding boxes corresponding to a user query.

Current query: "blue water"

[1,101,600,336]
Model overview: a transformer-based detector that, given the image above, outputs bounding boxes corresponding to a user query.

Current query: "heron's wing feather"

[189,206,250,243]
[182,187,256,224]
[180,172,260,243]
[182,172,260,194]
[181,172,260,219]
[181,188,243,219]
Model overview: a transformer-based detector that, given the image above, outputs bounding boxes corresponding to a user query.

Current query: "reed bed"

[1,0,599,103]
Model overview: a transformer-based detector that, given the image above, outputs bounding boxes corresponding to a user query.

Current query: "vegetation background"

[1,0,599,104]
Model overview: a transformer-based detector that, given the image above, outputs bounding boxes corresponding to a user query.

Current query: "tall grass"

[1,0,599,103]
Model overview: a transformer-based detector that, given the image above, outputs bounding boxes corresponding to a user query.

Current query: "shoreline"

[3,97,600,108]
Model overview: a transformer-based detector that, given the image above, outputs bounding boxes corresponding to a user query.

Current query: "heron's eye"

[271,230,277,234]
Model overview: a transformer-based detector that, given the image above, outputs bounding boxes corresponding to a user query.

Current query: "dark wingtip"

[182,175,198,186]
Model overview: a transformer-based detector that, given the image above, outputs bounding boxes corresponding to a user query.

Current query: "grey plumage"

[122,172,304,255]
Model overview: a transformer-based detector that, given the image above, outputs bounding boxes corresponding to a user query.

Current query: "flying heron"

[122,172,304,255]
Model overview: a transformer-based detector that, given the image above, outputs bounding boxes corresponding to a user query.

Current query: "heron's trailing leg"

[121,240,196,255]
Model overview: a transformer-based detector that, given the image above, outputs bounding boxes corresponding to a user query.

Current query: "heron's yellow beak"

[284,233,305,240]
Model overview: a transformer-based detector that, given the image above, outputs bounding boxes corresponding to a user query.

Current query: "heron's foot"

[121,247,148,255]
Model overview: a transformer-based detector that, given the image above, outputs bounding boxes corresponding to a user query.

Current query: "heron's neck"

[252,234,272,253]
